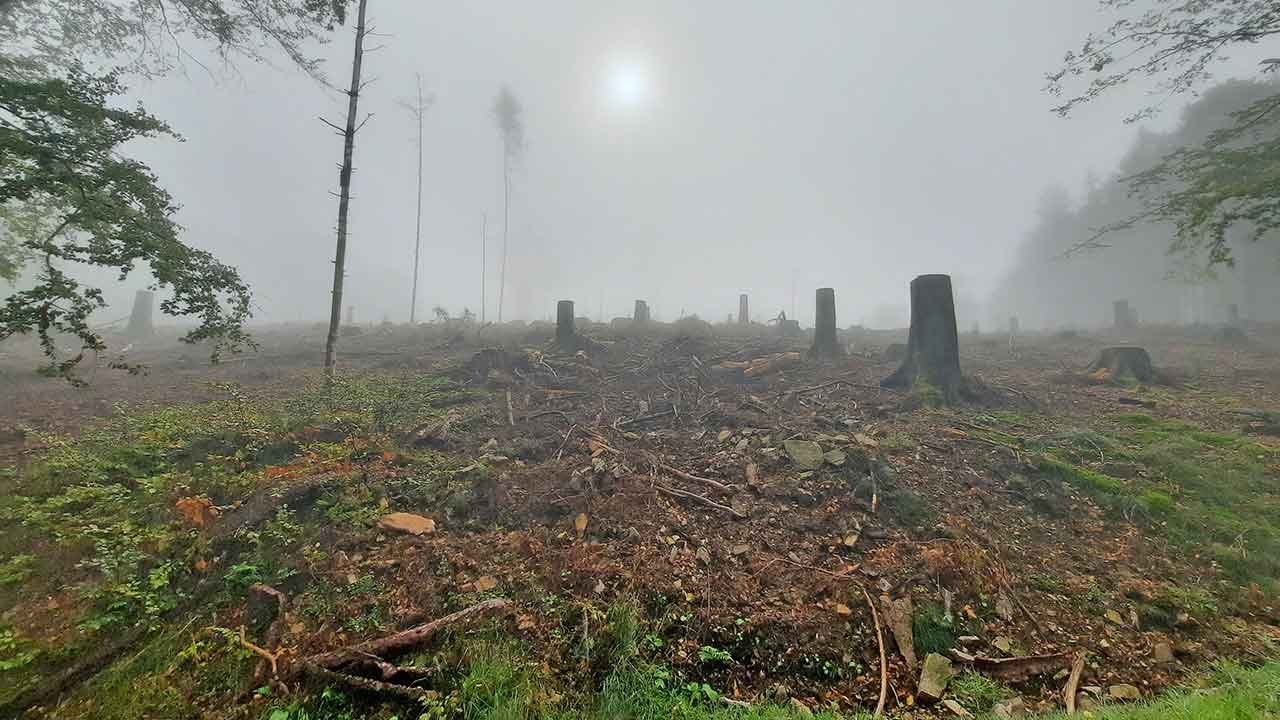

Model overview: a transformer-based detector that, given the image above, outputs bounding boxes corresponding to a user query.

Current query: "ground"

[0,317,1278,719]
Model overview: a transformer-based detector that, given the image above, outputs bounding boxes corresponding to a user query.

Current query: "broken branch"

[654,483,746,519]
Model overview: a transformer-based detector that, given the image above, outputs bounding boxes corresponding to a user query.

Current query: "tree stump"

[1113,300,1136,330]
[1088,346,1153,383]
[882,274,961,400]
[556,300,576,349]
[809,287,841,358]
[738,294,749,325]
[126,290,154,339]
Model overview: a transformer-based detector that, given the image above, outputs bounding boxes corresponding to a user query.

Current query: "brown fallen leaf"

[574,512,588,537]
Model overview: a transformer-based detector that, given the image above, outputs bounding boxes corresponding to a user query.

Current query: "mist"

[44,0,1258,333]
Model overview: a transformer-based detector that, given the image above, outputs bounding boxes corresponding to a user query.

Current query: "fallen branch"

[863,588,888,718]
[617,408,675,428]
[303,664,433,702]
[307,598,509,671]
[651,457,734,493]
[654,483,746,519]
[966,651,1074,683]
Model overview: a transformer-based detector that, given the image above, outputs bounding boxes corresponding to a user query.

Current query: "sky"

[112,1,1271,328]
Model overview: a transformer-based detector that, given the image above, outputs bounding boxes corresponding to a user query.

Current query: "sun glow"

[606,59,649,110]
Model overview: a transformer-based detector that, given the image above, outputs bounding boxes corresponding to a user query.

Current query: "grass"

[949,670,1011,714]
[1032,413,1280,590]
[1037,661,1280,720]
[911,603,957,656]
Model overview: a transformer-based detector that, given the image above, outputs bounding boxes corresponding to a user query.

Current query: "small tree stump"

[882,274,961,401]
[1088,346,1153,383]
[809,287,841,358]
[556,300,576,349]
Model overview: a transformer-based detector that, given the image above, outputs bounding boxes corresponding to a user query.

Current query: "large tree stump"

[1088,346,1153,383]
[882,274,961,400]
[1113,300,1136,330]
[556,300,576,349]
[738,294,749,325]
[126,290,154,338]
[809,287,840,357]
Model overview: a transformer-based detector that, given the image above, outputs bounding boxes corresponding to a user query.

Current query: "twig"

[201,626,286,677]
[653,458,734,493]
[618,408,675,427]
[505,390,515,426]
[783,379,853,397]
[863,587,888,718]
[555,424,578,461]
[303,664,432,702]
[527,409,572,425]
[654,483,746,519]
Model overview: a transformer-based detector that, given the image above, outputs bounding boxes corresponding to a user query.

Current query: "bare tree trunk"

[738,294,749,324]
[480,213,487,324]
[409,75,425,324]
[126,290,154,339]
[322,0,370,378]
[556,300,575,349]
[498,150,510,323]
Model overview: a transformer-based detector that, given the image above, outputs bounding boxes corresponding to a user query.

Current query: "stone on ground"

[377,512,436,535]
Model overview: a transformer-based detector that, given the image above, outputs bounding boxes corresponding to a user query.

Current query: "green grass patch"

[911,603,957,656]
[1031,414,1280,589]
[949,670,1011,714]
[1039,661,1280,720]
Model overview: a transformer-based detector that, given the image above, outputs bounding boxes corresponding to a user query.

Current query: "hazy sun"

[606,60,649,110]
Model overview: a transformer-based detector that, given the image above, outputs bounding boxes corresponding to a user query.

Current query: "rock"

[916,653,954,703]
[995,591,1015,621]
[472,575,498,592]
[1153,641,1175,664]
[731,543,751,556]
[789,697,813,718]
[1108,684,1141,702]
[377,512,436,535]
[695,546,712,564]
[854,432,879,448]
[784,440,825,470]
[1075,693,1097,712]
[1105,609,1124,625]
[992,636,1014,654]
[942,699,974,718]
[958,635,981,645]
[735,438,750,452]
[835,603,851,615]
[718,429,733,442]
[992,698,1026,719]
[824,449,847,466]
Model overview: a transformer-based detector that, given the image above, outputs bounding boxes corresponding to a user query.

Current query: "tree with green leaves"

[1049,0,1280,267]
[492,85,524,323]
[0,0,350,380]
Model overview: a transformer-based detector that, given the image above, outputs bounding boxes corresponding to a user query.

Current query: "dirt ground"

[2,317,1279,717]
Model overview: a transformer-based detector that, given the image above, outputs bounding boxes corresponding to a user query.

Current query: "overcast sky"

[117,1,1269,328]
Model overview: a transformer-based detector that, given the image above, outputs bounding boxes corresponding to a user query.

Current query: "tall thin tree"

[322,0,371,378]
[480,212,487,324]
[400,74,434,324]
[491,85,524,323]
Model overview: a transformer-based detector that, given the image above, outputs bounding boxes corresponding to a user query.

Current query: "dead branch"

[651,456,734,493]
[617,408,675,427]
[863,588,888,718]
[303,664,432,702]
[200,626,286,677]
[654,483,746,519]
[307,598,509,671]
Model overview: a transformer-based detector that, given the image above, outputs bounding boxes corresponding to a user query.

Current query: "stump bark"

[556,300,576,349]
[809,287,840,357]
[1088,346,1153,383]
[738,294,749,325]
[126,290,154,338]
[882,274,961,400]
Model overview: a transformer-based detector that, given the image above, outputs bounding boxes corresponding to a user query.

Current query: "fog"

[71,2,1279,329]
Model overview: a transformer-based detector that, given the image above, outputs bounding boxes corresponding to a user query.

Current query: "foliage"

[911,603,956,656]
[1047,1,1280,268]
[0,0,351,81]
[0,62,254,381]
[491,86,525,162]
